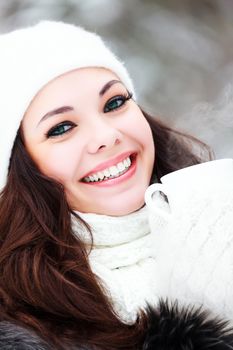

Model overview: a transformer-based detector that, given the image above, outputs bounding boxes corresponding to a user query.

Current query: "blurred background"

[1,0,233,157]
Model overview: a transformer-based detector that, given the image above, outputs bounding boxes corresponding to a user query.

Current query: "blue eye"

[104,92,132,113]
[46,121,76,138]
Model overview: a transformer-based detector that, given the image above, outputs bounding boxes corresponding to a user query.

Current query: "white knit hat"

[0,20,135,190]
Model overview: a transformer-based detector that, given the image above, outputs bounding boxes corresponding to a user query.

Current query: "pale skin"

[22,67,155,216]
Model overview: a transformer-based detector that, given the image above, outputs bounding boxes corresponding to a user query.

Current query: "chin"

[102,199,145,217]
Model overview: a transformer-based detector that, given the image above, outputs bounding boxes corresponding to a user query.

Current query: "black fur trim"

[0,321,53,349]
[143,299,233,350]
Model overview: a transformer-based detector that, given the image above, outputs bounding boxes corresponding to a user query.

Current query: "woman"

[0,20,232,350]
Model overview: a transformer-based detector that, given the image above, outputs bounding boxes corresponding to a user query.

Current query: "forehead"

[39,66,119,93]
[31,67,119,105]
[23,67,120,125]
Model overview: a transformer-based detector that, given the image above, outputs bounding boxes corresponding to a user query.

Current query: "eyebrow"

[37,79,122,126]
[37,106,74,126]
[99,79,121,96]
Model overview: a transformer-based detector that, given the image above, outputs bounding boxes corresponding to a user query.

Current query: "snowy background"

[1,0,233,157]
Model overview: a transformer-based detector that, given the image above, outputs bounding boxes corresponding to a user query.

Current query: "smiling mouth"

[81,154,136,183]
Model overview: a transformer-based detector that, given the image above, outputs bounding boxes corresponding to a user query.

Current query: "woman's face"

[22,67,155,216]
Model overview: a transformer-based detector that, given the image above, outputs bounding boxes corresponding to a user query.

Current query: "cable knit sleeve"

[150,184,233,321]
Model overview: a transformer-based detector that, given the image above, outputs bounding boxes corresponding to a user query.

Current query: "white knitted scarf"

[72,205,159,323]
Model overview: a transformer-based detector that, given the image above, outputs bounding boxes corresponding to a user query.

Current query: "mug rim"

[160,158,233,183]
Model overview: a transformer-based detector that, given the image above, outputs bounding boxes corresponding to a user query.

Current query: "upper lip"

[81,151,135,179]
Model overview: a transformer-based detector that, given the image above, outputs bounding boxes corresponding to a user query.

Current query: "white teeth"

[109,166,119,176]
[103,169,111,177]
[117,162,125,171]
[97,171,105,180]
[93,174,98,182]
[83,156,133,183]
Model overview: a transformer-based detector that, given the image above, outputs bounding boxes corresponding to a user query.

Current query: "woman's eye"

[104,93,132,113]
[46,122,76,138]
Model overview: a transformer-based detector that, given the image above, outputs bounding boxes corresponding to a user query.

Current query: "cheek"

[139,120,154,150]
[122,111,154,151]
[131,114,155,170]
[31,146,81,184]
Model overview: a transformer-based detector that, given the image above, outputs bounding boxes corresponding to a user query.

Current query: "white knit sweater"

[72,183,233,324]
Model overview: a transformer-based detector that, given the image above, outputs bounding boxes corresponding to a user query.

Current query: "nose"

[87,118,122,154]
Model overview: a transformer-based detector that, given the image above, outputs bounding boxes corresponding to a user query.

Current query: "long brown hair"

[0,109,213,349]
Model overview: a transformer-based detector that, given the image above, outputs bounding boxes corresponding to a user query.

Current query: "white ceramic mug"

[145,159,233,220]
